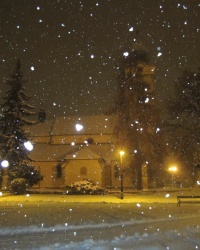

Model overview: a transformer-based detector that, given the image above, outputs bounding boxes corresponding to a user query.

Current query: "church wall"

[63,159,102,186]
[103,164,112,187]
[33,161,63,188]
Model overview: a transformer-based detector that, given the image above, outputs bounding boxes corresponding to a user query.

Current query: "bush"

[10,178,29,195]
[67,179,107,195]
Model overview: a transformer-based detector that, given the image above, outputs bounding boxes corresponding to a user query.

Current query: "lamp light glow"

[1,160,9,168]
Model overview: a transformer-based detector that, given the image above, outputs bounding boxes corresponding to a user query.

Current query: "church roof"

[29,144,117,162]
[27,115,118,163]
[25,120,53,137]
[29,144,70,161]
[26,115,117,137]
[52,115,117,135]
[64,146,102,160]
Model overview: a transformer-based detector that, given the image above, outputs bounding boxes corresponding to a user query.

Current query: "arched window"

[56,164,62,178]
[114,164,120,179]
[80,166,87,176]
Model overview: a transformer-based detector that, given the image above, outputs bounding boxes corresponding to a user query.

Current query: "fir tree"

[0,60,40,190]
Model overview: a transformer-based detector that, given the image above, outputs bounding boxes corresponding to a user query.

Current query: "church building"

[27,45,157,190]
[27,115,130,189]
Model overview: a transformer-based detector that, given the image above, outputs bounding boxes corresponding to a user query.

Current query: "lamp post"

[1,160,9,190]
[168,166,177,188]
[24,141,34,151]
[119,150,125,199]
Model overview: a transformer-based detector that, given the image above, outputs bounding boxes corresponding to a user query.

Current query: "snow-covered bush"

[10,178,29,195]
[67,179,107,195]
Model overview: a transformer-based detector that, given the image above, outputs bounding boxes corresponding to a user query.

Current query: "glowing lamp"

[1,160,9,168]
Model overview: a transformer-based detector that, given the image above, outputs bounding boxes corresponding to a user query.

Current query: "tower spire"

[133,29,146,51]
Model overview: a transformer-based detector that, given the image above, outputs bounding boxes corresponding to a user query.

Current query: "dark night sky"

[0,0,200,119]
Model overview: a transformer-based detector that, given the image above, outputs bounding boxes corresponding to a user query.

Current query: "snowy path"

[0,191,200,249]
[0,213,199,249]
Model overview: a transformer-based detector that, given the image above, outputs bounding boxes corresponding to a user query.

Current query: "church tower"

[38,108,46,123]
[114,32,160,190]
[118,33,155,106]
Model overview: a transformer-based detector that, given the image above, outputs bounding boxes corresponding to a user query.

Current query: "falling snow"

[0,0,199,117]
[0,1,200,248]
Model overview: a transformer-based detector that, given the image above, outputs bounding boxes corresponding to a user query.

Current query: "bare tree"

[166,68,200,181]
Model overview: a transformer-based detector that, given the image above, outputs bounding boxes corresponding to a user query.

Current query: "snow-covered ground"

[0,189,200,249]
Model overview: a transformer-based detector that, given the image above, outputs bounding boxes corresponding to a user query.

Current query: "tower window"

[137,67,143,73]
[38,108,46,123]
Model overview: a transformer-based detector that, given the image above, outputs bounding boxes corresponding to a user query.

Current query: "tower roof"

[121,29,150,67]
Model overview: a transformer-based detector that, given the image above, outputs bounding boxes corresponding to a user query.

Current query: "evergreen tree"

[0,60,40,191]
[113,49,165,189]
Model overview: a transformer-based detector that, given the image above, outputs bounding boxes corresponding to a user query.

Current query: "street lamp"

[1,160,9,190]
[24,141,34,151]
[168,166,177,188]
[119,150,125,199]
[169,166,177,172]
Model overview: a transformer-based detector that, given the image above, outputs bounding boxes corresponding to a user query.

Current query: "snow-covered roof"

[26,115,117,137]
[27,115,118,162]
[29,144,71,161]
[51,115,117,135]
[64,146,102,160]
[29,144,117,162]
[25,120,53,137]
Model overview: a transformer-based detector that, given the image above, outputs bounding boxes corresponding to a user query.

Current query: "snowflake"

[157,52,162,57]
